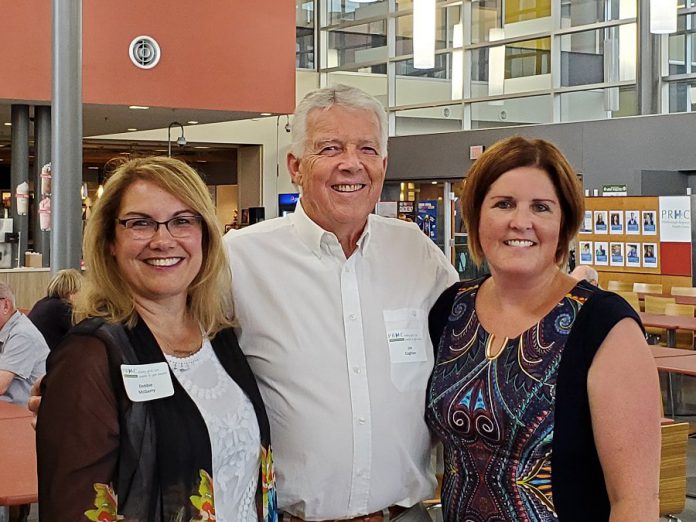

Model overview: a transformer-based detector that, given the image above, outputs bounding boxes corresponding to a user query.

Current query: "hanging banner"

[659,196,691,242]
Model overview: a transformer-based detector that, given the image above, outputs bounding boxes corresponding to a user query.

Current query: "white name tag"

[120,362,175,402]
[387,328,427,363]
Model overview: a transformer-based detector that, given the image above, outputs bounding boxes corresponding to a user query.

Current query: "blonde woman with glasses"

[36,157,277,522]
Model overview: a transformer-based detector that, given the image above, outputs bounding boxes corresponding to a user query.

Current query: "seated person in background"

[570,265,599,286]
[0,282,49,405]
[28,268,83,350]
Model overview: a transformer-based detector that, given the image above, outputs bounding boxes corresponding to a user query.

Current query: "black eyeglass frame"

[115,215,203,238]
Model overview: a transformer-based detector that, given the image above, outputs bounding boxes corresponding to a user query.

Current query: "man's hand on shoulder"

[28,376,42,429]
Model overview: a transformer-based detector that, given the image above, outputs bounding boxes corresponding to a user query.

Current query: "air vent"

[128,36,161,70]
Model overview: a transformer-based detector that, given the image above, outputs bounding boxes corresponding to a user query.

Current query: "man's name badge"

[120,362,175,402]
[387,328,427,363]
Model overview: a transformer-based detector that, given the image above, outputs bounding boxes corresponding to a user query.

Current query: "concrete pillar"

[51,0,83,272]
[10,105,30,268]
[34,106,51,266]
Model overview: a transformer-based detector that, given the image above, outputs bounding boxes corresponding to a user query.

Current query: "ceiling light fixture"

[127,128,138,131]
[413,0,435,69]
[128,105,150,110]
[187,121,199,125]
[3,123,11,127]
[260,112,272,116]
[650,0,677,33]
[488,28,506,97]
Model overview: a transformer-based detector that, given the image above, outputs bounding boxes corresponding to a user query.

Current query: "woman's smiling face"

[478,166,562,278]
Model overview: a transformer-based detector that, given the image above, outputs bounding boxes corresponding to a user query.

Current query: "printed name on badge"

[120,362,175,402]
[387,328,428,363]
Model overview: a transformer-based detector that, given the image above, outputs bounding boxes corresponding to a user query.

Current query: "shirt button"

[353,367,361,374]
[358,417,366,425]
[349,313,357,320]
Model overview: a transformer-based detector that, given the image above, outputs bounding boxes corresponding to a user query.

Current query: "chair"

[616,291,641,313]
[659,421,689,518]
[607,280,633,292]
[664,303,695,350]
[644,295,676,344]
[670,286,696,297]
[633,282,664,295]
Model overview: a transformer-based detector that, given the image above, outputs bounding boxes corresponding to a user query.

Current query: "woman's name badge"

[120,362,175,402]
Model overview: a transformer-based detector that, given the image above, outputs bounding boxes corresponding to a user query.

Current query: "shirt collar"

[0,310,21,343]
[290,199,373,258]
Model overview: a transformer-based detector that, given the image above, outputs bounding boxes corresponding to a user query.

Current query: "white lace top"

[165,339,260,522]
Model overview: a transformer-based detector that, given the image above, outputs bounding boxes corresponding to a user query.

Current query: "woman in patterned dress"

[37,157,277,521]
[426,137,660,521]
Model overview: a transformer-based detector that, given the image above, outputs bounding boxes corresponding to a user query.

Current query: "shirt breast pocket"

[383,308,431,392]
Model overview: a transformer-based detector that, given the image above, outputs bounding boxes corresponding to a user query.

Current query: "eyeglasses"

[116,215,203,240]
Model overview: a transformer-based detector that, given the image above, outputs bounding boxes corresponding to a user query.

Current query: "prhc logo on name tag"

[120,362,175,402]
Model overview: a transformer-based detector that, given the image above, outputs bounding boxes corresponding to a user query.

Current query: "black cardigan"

[37,316,277,521]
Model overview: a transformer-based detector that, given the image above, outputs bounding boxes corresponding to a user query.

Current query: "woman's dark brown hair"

[461,136,584,267]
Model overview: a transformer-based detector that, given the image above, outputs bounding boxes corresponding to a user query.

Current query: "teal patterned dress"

[425,276,641,522]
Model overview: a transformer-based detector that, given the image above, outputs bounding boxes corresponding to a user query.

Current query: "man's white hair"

[290,84,388,158]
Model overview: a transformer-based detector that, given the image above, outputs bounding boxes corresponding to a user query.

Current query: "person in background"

[224,85,459,521]
[0,282,49,406]
[37,157,276,521]
[426,136,660,521]
[28,268,83,350]
[570,264,599,286]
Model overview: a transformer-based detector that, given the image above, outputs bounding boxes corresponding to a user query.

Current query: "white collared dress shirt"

[224,201,459,520]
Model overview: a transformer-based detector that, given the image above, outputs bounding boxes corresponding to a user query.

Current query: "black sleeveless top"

[426,277,641,521]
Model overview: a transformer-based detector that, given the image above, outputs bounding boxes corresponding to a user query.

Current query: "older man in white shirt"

[225,85,459,521]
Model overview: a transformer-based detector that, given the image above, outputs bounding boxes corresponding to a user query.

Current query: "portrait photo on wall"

[625,210,640,234]
[642,211,657,235]
[594,210,608,234]
[595,241,609,266]
[643,242,658,268]
[609,211,623,234]
[579,241,593,264]
[579,211,593,234]
[625,242,640,267]
[610,242,624,266]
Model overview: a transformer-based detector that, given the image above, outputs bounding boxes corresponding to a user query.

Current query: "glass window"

[668,81,696,113]
[505,0,551,24]
[471,37,551,97]
[560,85,638,121]
[296,0,315,69]
[559,0,635,28]
[472,0,502,44]
[561,29,606,87]
[325,20,387,68]
[394,54,461,105]
[470,94,553,128]
[326,66,388,103]
[394,104,463,135]
[324,0,388,26]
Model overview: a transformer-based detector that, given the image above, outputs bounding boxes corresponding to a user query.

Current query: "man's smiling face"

[287,105,387,236]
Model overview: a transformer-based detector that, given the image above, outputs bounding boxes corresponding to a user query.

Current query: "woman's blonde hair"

[74,156,233,335]
[47,268,83,299]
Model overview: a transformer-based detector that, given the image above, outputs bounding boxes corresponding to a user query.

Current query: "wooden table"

[650,346,696,418]
[639,312,696,348]
[675,295,696,306]
[0,416,37,512]
[0,400,32,421]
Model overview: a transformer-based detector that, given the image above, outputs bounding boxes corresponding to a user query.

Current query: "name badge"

[120,362,175,402]
[387,328,427,363]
